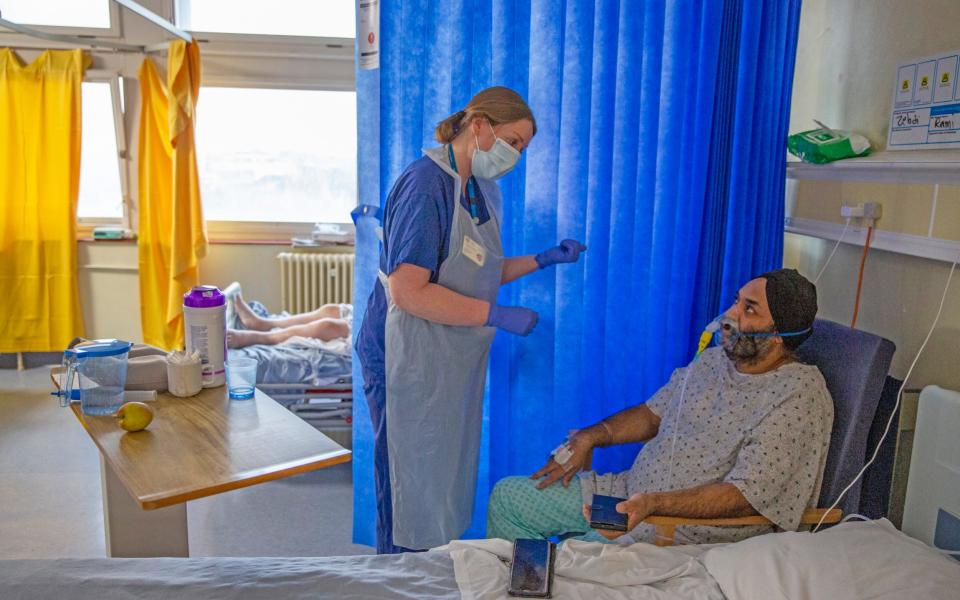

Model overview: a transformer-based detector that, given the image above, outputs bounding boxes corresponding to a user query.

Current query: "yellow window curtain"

[0,49,90,352]
[138,40,207,350]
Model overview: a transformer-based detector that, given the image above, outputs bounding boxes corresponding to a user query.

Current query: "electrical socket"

[862,202,882,221]
[840,204,864,218]
[840,202,882,224]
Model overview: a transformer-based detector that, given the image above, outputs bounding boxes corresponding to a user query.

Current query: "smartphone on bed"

[589,494,628,532]
[507,538,556,598]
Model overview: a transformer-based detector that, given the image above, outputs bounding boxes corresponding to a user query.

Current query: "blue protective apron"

[378,146,503,549]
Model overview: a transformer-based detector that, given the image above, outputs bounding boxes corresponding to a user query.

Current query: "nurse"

[357,86,586,554]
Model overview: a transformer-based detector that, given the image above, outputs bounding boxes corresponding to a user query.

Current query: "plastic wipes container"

[225,358,257,400]
[183,286,227,388]
[61,339,134,416]
[787,126,871,164]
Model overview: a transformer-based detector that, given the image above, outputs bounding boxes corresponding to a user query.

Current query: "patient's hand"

[530,433,594,489]
[582,493,655,541]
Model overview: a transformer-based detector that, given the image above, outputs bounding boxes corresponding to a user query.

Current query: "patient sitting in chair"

[227,294,351,349]
[487,269,834,545]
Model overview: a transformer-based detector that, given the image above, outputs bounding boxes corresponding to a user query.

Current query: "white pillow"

[702,519,960,600]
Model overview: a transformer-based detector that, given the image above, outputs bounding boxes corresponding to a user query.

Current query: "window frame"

[77,70,130,237]
[171,1,357,240]
[0,0,121,39]
[36,0,359,241]
[197,43,354,91]
[196,81,358,235]
[173,0,355,43]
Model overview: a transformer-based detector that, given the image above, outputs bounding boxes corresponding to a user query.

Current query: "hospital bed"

[222,282,353,433]
[2,518,957,599]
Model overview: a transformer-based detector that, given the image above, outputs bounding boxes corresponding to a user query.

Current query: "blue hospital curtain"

[352,0,802,546]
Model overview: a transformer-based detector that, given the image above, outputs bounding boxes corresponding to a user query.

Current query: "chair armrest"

[798,507,842,525]
[644,508,842,546]
[645,507,841,527]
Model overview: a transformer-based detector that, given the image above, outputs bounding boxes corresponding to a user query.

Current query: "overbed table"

[70,387,351,557]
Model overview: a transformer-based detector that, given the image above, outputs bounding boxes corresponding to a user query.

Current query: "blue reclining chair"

[646,318,896,545]
[795,319,896,518]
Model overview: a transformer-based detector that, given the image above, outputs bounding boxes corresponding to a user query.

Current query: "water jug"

[60,339,133,416]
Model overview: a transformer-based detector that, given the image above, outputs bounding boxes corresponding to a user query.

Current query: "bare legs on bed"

[227,294,350,349]
[227,319,349,349]
[234,293,343,330]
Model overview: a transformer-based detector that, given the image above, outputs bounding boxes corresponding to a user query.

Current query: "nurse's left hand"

[535,239,587,269]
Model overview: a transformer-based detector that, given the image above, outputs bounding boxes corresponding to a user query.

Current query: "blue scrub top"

[356,154,491,382]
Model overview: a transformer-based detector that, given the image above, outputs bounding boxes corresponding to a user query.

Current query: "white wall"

[78,241,290,343]
[786,0,960,390]
[790,0,960,150]
[785,234,960,390]
[77,241,141,344]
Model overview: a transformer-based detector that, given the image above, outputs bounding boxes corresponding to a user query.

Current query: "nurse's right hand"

[485,304,539,336]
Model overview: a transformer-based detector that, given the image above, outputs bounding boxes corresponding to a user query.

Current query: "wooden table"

[70,387,351,557]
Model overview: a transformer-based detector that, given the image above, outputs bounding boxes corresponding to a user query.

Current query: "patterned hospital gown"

[579,346,834,545]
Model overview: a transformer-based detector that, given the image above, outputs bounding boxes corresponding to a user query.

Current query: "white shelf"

[786,150,960,185]
[785,217,960,264]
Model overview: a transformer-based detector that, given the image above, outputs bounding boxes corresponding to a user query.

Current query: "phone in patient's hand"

[507,538,556,598]
[589,494,628,532]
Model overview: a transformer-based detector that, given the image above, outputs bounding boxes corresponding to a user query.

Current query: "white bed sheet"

[436,538,724,600]
[0,553,459,600]
[440,520,960,600]
[6,520,958,600]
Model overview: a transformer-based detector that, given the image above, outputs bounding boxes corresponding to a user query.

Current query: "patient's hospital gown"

[580,346,834,545]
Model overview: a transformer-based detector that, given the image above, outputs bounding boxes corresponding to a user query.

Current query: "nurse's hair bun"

[435,110,467,143]
[434,86,537,143]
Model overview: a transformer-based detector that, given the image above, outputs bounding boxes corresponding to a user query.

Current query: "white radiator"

[278,252,354,313]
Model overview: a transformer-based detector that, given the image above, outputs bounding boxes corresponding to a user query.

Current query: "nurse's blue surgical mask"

[471,120,521,180]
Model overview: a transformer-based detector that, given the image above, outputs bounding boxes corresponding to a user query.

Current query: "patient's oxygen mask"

[695,317,722,358]
[696,315,749,356]
[692,316,765,367]
[695,314,812,360]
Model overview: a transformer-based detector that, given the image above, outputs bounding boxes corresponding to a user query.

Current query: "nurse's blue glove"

[535,239,587,269]
[486,304,539,336]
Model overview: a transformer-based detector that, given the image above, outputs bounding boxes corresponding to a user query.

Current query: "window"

[0,0,111,29]
[176,0,355,38]
[78,82,124,220]
[195,87,357,224]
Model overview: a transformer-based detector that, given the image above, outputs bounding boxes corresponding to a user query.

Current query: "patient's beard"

[721,327,777,367]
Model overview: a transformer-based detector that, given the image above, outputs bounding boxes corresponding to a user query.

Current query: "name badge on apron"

[462,235,486,267]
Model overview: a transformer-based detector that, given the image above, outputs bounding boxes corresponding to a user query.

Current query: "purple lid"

[183,285,226,308]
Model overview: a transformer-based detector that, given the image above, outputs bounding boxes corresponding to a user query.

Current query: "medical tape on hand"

[551,441,574,467]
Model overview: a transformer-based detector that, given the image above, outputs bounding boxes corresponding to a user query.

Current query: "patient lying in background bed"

[224,286,351,387]
[227,294,351,349]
